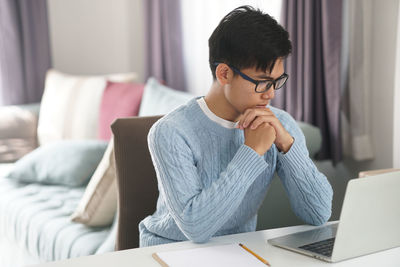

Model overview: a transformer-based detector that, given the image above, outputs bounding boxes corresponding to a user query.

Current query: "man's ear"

[215,63,232,85]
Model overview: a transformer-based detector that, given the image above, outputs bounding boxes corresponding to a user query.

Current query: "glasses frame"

[213,62,289,93]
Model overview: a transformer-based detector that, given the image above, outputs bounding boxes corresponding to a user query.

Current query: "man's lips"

[255,103,268,107]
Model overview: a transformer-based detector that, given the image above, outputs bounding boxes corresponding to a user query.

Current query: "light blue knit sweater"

[139,97,333,247]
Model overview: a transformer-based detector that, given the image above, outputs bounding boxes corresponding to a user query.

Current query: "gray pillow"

[138,77,195,116]
[6,140,108,187]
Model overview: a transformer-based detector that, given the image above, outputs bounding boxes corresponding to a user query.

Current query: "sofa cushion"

[95,212,118,254]
[98,81,144,140]
[0,163,13,177]
[71,140,117,227]
[0,175,110,261]
[37,69,137,145]
[138,78,195,116]
[6,140,107,187]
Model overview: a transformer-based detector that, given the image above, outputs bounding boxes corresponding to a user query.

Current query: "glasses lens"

[275,75,288,90]
[255,81,273,93]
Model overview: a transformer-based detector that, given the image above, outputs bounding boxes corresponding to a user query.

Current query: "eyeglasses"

[213,62,289,93]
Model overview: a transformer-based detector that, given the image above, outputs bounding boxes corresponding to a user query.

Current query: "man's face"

[224,58,285,116]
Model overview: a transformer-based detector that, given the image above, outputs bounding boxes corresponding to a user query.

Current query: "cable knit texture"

[139,97,333,247]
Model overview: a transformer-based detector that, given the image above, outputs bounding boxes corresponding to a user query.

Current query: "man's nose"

[261,87,275,99]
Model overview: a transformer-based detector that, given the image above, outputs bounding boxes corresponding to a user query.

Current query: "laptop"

[268,171,400,262]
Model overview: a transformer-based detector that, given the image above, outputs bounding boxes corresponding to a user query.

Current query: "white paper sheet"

[153,243,268,267]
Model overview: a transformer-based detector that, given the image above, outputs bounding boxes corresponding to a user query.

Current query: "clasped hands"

[237,107,294,156]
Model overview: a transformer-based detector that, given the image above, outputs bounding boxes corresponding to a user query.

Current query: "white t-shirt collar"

[197,97,238,129]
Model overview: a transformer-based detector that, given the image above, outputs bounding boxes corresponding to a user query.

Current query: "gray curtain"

[0,0,51,106]
[272,0,343,163]
[144,0,186,92]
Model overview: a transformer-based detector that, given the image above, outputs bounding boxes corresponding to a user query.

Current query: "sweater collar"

[188,97,242,136]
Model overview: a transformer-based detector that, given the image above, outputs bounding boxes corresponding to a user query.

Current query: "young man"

[139,6,333,247]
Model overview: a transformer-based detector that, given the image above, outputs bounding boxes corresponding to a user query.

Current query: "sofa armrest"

[0,103,40,163]
[16,103,40,117]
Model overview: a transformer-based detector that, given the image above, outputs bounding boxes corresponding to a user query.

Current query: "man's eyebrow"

[255,72,284,80]
[255,75,273,79]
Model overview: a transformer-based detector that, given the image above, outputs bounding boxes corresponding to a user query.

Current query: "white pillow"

[71,139,117,227]
[37,69,137,145]
[138,78,195,116]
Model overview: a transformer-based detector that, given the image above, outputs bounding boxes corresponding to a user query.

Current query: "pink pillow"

[98,81,144,140]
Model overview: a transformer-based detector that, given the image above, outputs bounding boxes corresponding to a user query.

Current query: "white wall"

[46,0,146,82]
[365,0,398,170]
[394,1,400,169]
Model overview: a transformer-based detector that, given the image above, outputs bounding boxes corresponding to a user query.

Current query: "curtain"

[272,0,343,163]
[144,0,186,91]
[341,0,374,161]
[0,0,51,106]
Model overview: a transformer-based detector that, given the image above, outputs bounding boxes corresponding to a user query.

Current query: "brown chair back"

[111,116,162,250]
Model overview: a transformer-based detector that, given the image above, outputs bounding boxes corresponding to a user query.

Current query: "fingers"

[249,115,278,129]
[237,107,275,129]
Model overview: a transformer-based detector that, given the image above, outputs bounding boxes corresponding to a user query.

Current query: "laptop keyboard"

[298,237,335,257]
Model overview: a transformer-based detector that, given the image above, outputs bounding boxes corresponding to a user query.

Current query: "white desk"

[32,222,400,267]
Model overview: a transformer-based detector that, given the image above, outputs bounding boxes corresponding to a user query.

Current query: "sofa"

[0,70,322,267]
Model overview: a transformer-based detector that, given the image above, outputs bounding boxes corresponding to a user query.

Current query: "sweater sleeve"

[148,122,268,243]
[275,113,333,226]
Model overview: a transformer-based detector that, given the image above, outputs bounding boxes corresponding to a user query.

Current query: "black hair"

[209,5,291,79]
